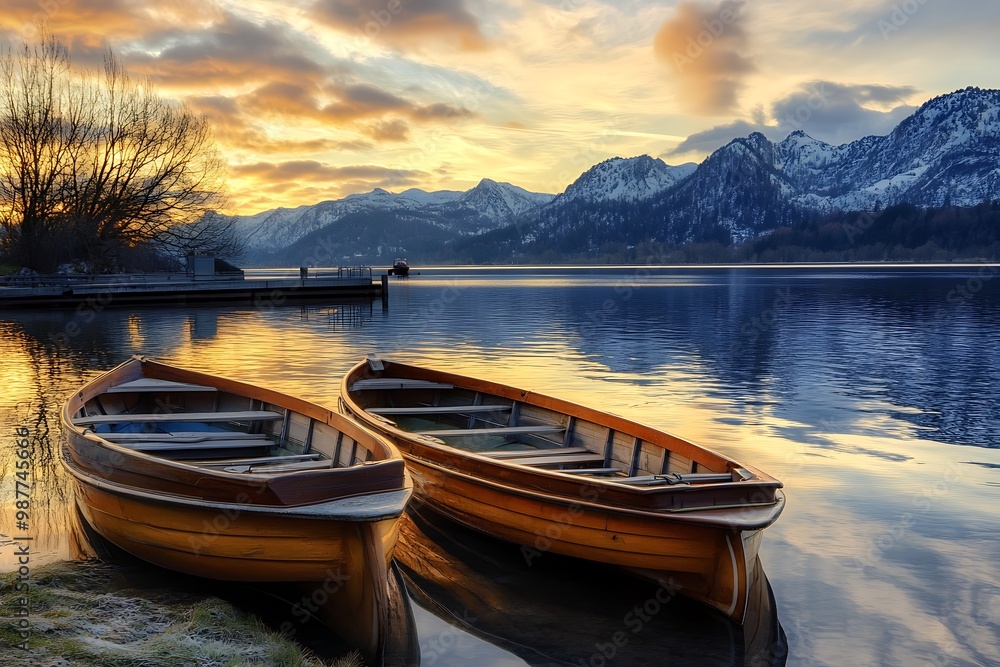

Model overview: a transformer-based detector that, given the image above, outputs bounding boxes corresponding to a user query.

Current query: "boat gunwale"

[341,359,782,490]
[73,428,404,483]
[62,356,411,504]
[63,450,411,521]
[343,359,779,480]
[63,356,406,471]
[398,448,785,530]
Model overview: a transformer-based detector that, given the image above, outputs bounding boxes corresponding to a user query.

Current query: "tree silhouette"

[0,35,237,272]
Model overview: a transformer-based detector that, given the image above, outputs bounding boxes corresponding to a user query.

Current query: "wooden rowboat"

[61,357,412,662]
[340,357,785,624]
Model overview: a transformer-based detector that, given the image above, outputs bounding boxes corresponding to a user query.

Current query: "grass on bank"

[0,561,363,667]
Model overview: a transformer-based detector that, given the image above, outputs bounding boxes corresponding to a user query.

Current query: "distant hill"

[230,179,553,266]
[226,87,1000,266]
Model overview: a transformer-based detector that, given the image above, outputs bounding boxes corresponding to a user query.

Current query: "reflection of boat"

[61,356,411,662]
[341,358,785,623]
[398,504,787,666]
[238,561,421,667]
[390,258,410,277]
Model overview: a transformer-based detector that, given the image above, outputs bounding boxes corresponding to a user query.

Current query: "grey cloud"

[312,0,488,51]
[669,81,920,156]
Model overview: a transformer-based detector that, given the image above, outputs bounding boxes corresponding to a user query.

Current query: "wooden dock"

[0,267,385,309]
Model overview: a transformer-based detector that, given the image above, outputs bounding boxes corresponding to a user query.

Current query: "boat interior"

[349,375,755,489]
[73,377,378,474]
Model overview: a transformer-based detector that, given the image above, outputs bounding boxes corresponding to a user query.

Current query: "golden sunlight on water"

[0,332,80,571]
[0,266,997,666]
[0,344,38,409]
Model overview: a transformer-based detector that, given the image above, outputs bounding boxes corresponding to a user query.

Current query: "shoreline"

[0,560,364,667]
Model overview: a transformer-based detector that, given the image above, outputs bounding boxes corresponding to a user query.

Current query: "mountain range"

[232,87,1000,266]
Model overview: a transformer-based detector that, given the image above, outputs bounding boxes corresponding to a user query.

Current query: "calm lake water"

[2,265,999,666]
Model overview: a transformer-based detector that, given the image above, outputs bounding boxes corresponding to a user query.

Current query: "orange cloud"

[231,79,473,131]
[231,161,424,185]
[187,95,375,155]
[229,160,427,207]
[0,0,219,48]
[313,0,489,51]
[321,83,412,120]
[187,74,470,156]
[364,119,410,142]
[124,14,328,90]
[653,0,755,115]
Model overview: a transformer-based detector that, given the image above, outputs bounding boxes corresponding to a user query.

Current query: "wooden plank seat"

[415,425,565,437]
[191,454,321,467]
[367,405,512,415]
[350,379,454,391]
[100,432,270,443]
[554,467,623,475]
[105,378,217,393]
[73,410,283,426]
[483,447,591,459]
[123,440,273,452]
[612,472,735,487]
[221,459,333,474]
[502,453,606,467]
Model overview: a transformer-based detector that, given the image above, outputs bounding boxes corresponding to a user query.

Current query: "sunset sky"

[4,0,998,215]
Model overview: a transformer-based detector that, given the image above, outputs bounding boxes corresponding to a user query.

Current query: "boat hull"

[404,451,776,622]
[341,358,785,623]
[71,479,400,582]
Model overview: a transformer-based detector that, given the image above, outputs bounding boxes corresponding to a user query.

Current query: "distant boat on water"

[61,356,412,662]
[390,258,410,276]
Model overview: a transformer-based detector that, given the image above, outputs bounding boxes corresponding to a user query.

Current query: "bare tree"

[0,35,234,272]
[0,37,78,270]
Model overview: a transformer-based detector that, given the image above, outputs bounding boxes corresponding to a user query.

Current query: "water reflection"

[397,504,786,667]
[63,493,786,667]
[0,326,77,570]
[1,266,998,666]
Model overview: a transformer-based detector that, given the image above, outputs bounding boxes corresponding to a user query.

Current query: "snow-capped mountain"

[233,180,554,263]
[457,178,554,222]
[233,87,1000,264]
[532,87,1000,246]
[559,155,697,203]
[779,87,1000,210]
